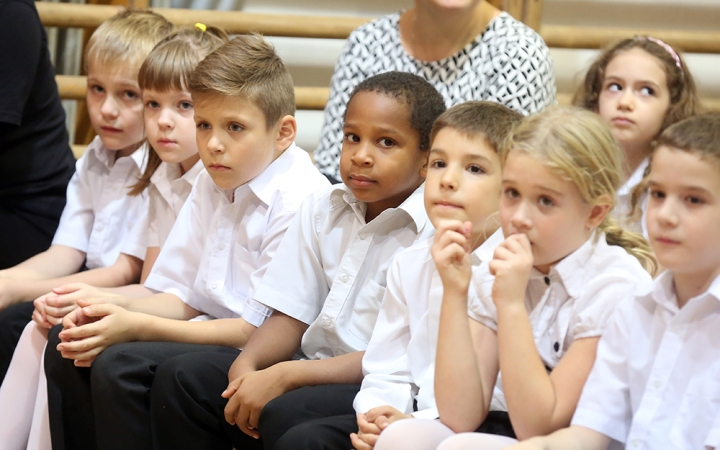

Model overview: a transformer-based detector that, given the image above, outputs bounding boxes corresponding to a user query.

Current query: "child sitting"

[350,101,523,450]
[43,34,329,450]
[148,71,447,450]
[507,113,720,450]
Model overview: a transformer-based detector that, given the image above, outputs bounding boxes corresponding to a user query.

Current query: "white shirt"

[470,233,653,411]
[144,144,328,325]
[254,183,433,360]
[353,230,504,420]
[572,271,720,450]
[52,136,148,268]
[146,160,203,248]
[616,158,649,235]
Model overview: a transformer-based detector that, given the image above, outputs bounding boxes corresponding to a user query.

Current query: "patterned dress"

[314,12,557,181]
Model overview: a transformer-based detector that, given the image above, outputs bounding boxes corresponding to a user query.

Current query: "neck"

[673,266,720,308]
[400,1,499,61]
[179,153,200,176]
[622,141,653,179]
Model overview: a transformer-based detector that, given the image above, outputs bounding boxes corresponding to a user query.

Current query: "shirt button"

[654,381,661,389]
[358,233,366,240]
[632,439,640,447]
[218,243,226,250]
[322,315,333,327]
[340,274,349,283]
[211,281,218,289]
[336,349,346,355]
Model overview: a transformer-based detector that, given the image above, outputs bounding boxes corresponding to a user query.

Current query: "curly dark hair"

[346,72,447,151]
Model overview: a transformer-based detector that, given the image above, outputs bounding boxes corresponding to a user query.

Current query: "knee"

[273,422,322,450]
[43,325,68,377]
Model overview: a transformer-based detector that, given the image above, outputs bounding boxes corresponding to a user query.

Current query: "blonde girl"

[0,25,228,450]
[507,113,720,450]
[373,107,655,450]
[573,37,701,229]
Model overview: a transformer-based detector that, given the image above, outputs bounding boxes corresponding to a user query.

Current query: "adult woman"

[314,0,556,183]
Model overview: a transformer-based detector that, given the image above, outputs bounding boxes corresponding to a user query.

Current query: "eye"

[228,123,243,132]
[467,164,485,175]
[344,133,360,143]
[649,188,666,200]
[685,195,705,206]
[606,82,622,92]
[89,84,104,94]
[179,101,193,110]
[196,121,211,131]
[639,86,655,96]
[123,90,139,100]
[504,187,520,199]
[145,100,160,109]
[538,196,554,207]
[429,159,446,169]
[377,138,396,148]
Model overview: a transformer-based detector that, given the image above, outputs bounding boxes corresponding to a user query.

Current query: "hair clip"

[637,36,682,71]
[195,22,207,32]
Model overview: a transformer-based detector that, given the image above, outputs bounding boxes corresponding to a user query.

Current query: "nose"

[157,107,173,129]
[350,141,373,167]
[100,95,119,119]
[439,166,459,191]
[654,196,679,228]
[617,89,635,111]
[509,201,532,231]
[204,133,224,154]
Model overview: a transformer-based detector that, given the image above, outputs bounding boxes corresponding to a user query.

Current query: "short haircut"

[189,34,295,130]
[347,72,447,151]
[430,101,524,158]
[138,25,230,92]
[656,112,720,166]
[85,9,174,73]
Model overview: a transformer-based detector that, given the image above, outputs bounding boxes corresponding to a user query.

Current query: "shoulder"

[480,13,552,61]
[392,237,434,267]
[265,147,330,211]
[347,12,399,43]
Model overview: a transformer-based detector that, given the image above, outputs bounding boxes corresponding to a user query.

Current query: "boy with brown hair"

[44,34,329,450]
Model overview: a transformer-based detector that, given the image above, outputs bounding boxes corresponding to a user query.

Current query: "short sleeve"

[253,193,330,325]
[51,146,97,252]
[481,16,556,115]
[145,187,162,249]
[571,298,635,444]
[468,266,498,331]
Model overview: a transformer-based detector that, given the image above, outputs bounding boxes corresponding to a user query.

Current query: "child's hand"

[222,362,294,439]
[52,283,126,307]
[32,292,54,328]
[56,300,137,367]
[489,233,534,309]
[350,406,413,450]
[431,220,473,296]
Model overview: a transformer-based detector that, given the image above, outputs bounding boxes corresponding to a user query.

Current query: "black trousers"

[45,326,244,450]
[0,301,35,383]
[0,204,60,270]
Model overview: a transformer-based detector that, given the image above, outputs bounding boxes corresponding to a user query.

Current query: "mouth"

[435,200,462,209]
[208,163,231,171]
[156,138,177,147]
[611,116,635,127]
[655,236,681,246]
[348,174,376,188]
[100,126,122,133]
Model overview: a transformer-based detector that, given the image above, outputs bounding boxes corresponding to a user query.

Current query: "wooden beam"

[522,0,543,32]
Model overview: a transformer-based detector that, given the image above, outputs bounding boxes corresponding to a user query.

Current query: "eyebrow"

[648,179,713,195]
[502,178,565,197]
[429,148,494,164]
[604,75,662,89]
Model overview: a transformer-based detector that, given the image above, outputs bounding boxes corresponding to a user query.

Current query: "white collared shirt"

[353,229,505,420]
[470,233,653,411]
[616,158,649,235]
[572,271,720,450]
[254,183,433,360]
[52,137,148,268]
[146,160,203,248]
[144,144,328,325]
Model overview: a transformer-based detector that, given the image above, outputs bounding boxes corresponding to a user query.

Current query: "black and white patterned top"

[314,12,557,180]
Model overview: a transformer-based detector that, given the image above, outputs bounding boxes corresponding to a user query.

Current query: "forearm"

[136,316,256,348]
[497,304,558,439]
[99,284,154,298]
[125,293,200,320]
[517,426,610,450]
[228,311,308,379]
[282,351,365,390]
[1,245,85,281]
[435,290,487,432]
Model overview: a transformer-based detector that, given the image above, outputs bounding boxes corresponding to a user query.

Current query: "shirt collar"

[647,270,720,313]
[92,137,147,172]
[539,233,600,298]
[150,159,203,188]
[618,158,649,197]
[242,142,303,206]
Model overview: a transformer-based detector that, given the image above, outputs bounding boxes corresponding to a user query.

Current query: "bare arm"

[506,425,610,450]
[497,302,600,439]
[139,246,160,284]
[0,244,85,281]
[2,252,141,305]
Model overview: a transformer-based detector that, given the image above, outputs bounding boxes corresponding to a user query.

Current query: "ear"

[274,115,297,152]
[587,194,612,230]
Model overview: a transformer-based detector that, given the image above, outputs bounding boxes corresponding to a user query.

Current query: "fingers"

[58,336,106,361]
[357,413,382,435]
[234,405,260,439]
[221,377,242,399]
[52,283,91,295]
[350,432,375,450]
[58,319,102,342]
[224,390,242,425]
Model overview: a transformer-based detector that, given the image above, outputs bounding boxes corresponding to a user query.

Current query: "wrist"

[228,355,257,382]
[132,312,152,341]
[274,360,298,391]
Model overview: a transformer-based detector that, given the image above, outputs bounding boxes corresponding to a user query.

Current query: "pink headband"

[638,36,682,71]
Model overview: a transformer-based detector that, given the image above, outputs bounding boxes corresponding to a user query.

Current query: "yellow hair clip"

[195,23,207,32]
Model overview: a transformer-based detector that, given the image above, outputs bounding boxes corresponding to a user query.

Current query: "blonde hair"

[129,25,230,196]
[189,33,295,129]
[85,9,174,74]
[573,37,702,134]
[430,101,524,159]
[508,107,657,274]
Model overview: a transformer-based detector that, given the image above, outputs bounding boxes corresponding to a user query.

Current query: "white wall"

[168,0,720,152]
